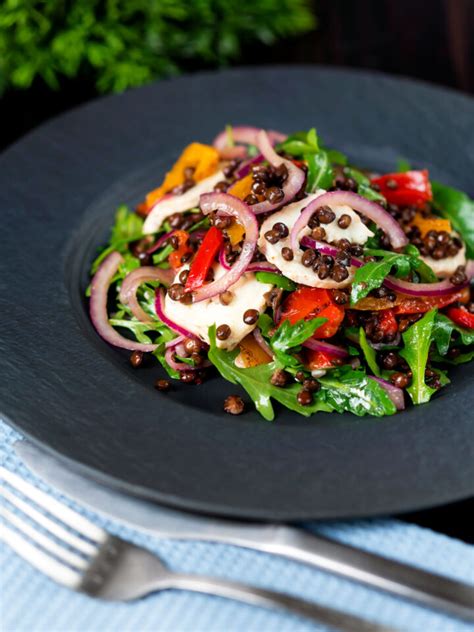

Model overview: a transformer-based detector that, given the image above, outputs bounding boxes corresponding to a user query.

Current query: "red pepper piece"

[370,170,432,208]
[279,287,345,339]
[446,307,474,330]
[169,230,192,269]
[185,226,224,292]
[377,309,398,336]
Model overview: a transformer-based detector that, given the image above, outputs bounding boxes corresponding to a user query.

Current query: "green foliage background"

[0,0,315,94]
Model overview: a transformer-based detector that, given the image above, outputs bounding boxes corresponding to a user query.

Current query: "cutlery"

[0,466,391,632]
[15,440,474,621]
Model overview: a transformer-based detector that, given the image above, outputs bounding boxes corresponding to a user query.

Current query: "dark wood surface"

[1,1,472,542]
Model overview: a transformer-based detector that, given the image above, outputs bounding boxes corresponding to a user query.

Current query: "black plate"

[1,66,473,520]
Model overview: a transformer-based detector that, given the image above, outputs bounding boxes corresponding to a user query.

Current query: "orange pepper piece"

[228,174,253,200]
[411,213,452,237]
[144,143,220,210]
[168,230,192,269]
[235,334,272,368]
[226,220,246,246]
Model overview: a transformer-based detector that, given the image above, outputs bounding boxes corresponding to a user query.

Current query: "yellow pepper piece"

[228,174,253,200]
[226,220,246,246]
[411,214,452,237]
[145,143,219,208]
[235,334,272,368]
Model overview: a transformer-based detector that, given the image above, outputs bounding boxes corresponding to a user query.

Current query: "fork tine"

[1,506,88,569]
[1,483,98,556]
[1,523,82,588]
[1,467,105,543]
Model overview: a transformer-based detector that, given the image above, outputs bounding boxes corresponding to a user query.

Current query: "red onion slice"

[300,236,363,268]
[251,130,306,215]
[218,247,278,274]
[370,376,405,411]
[155,288,197,338]
[146,230,175,254]
[213,126,287,159]
[192,193,259,302]
[90,252,157,352]
[384,260,474,296]
[235,154,265,179]
[119,267,174,324]
[302,338,349,358]
[253,327,274,358]
[291,191,408,251]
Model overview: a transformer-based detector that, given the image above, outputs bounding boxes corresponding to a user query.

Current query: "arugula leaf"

[109,318,156,345]
[359,328,381,377]
[153,243,173,265]
[278,129,320,156]
[270,317,327,367]
[396,158,411,173]
[91,206,144,273]
[305,151,333,192]
[152,326,181,379]
[255,272,296,291]
[431,349,474,365]
[431,181,474,258]
[318,366,396,416]
[208,325,332,420]
[399,309,437,404]
[432,313,474,355]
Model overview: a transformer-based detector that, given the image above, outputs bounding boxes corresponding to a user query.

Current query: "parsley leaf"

[431,181,474,258]
[343,168,386,204]
[399,309,438,404]
[270,317,327,368]
[91,206,144,273]
[208,325,332,421]
[255,272,296,291]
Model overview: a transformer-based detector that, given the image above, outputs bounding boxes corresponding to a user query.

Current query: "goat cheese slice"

[143,171,225,234]
[164,264,273,350]
[421,242,466,278]
[258,191,373,289]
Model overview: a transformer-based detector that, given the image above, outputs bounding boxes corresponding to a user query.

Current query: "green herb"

[108,318,156,345]
[208,325,332,421]
[399,309,437,404]
[278,129,320,156]
[1,1,314,95]
[305,151,333,192]
[359,327,381,376]
[91,206,144,273]
[225,124,234,147]
[270,317,327,368]
[432,313,474,355]
[255,272,296,291]
[396,158,411,172]
[318,366,396,416]
[247,144,259,157]
[431,350,474,366]
[431,181,474,258]
[343,168,386,204]
[152,326,181,379]
[153,244,173,265]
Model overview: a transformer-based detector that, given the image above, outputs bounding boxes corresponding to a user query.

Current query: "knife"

[15,440,474,621]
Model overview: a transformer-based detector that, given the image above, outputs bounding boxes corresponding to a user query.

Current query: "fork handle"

[163,573,393,632]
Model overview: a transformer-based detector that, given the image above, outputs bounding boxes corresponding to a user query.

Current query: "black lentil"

[243,309,259,325]
[316,206,336,224]
[154,378,170,392]
[297,389,313,406]
[271,369,290,387]
[129,350,144,368]
[281,247,294,261]
[224,394,245,415]
[273,222,289,238]
[337,214,352,229]
[216,324,231,340]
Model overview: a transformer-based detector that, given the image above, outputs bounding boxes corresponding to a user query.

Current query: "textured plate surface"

[1,66,473,520]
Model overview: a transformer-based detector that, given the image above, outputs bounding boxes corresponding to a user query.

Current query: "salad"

[88,126,474,420]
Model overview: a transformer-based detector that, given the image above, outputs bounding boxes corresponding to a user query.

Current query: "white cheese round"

[163,264,273,350]
[143,171,225,235]
[421,243,466,278]
[258,191,373,289]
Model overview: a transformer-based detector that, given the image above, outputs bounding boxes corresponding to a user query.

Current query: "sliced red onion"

[146,230,175,254]
[251,130,306,215]
[119,267,174,324]
[253,328,273,358]
[384,263,473,297]
[90,252,157,352]
[291,191,408,251]
[370,376,405,411]
[192,193,258,302]
[235,154,265,179]
[155,288,196,338]
[218,248,278,274]
[300,236,363,268]
[302,338,349,358]
[213,126,287,159]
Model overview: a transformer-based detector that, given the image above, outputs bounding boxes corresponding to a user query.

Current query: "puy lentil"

[180,251,192,264]
[331,264,349,282]
[308,212,320,229]
[216,324,231,340]
[297,389,313,406]
[184,338,202,355]
[214,216,232,230]
[251,180,266,196]
[303,378,320,392]
[180,371,195,384]
[351,244,364,257]
[295,371,306,383]
[219,291,234,305]
[168,283,186,301]
[274,164,289,181]
[244,193,258,205]
[332,290,348,305]
[273,222,289,238]
[264,230,280,244]
[337,214,352,229]
[129,350,144,368]
[271,369,290,387]
[302,249,317,267]
[224,394,245,415]
[281,247,294,261]
[316,206,336,224]
[154,378,170,392]
[213,181,228,193]
[179,269,189,285]
[138,251,152,266]
[243,309,259,325]
[390,372,410,388]
[266,187,285,204]
[381,351,400,370]
[169,213,184,229]
[179,292,193,305]
[318,263,330,279]
[311,227,327,241]
[449,267,467,286]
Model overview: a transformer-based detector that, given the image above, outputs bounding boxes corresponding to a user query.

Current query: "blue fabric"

[1,419,472,631]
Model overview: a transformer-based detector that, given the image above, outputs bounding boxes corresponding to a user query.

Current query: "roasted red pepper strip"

[169,230,192,269]
[446,307,474,330]
[185,226,224,292]
[370,170,432,208]
[305,348,341,370]
[393,289,468,315]
[377,309,398,336]
[279,287,345,339]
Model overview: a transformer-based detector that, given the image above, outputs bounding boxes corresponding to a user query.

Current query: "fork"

[0,467,393,632]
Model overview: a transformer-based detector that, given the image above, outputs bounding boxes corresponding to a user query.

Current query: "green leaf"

[305,151,333,192]
[270,317,327,367]
[431,349,474,365]
[432,313,474,355]
[396,158,411,173]
[344,168,386,203]
[153,243,173,265]
[399,309,437,404]
[431,181,474,258]
[208,325,332,421]
[255,272,296,291]
[359,327,381,377]
[91,206,144,273]
[318,366,396,416]
[350,259,393,304]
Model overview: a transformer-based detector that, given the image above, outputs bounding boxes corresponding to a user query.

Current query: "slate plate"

[1,66,473,520]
